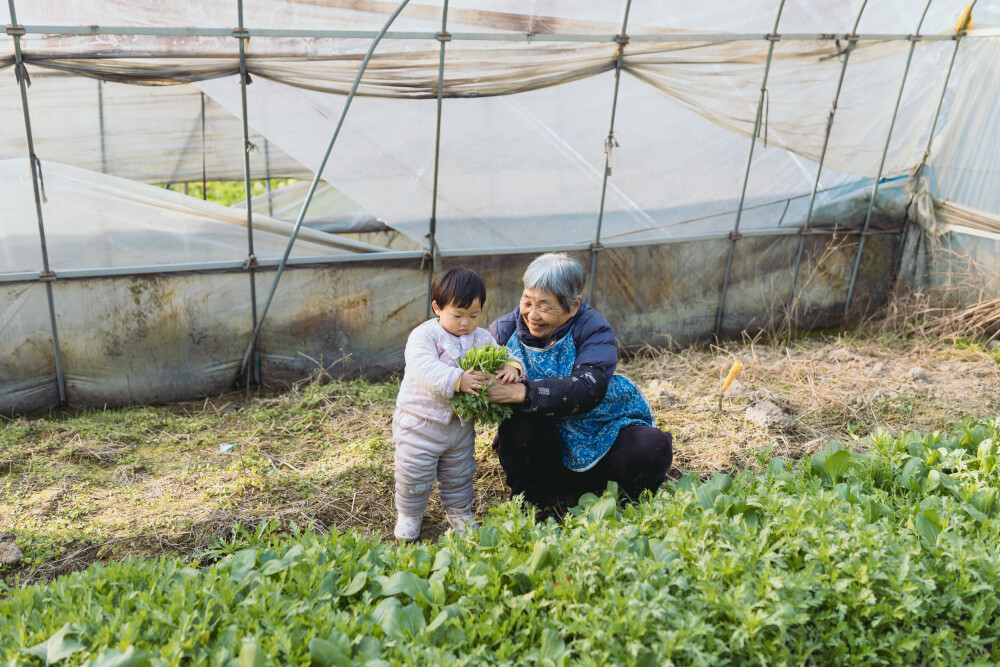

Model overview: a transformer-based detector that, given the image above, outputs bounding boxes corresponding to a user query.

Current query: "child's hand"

[495,364,521,384]
[459,369,491,396]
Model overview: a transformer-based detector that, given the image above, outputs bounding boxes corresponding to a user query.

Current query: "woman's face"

[519,287,579,341]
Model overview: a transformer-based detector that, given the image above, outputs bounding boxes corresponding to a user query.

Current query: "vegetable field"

[3,419,1000,665]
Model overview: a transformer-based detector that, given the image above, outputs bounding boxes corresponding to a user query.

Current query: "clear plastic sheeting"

[0,159,379,276]
[926,38,1000,217]
[233,181,388,234]
[1,0,999,413]
[0,71,311,183]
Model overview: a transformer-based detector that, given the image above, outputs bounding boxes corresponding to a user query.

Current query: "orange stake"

[719,359,743,411]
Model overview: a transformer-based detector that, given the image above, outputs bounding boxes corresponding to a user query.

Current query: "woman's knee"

[607,426,673,496]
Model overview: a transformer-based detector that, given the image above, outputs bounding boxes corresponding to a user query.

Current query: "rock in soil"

[0,534,23,565]
[746,400,793,430]
[908,366,927,382]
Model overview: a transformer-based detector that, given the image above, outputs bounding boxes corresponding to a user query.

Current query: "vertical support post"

[893,0,978,283]
[264,138,273,217]
[426,0,450,319]
[785,0,869,321]
[8,1,67,405]
[237,0,413,383]
[236,0,261,385]
[200,92,208,200]
[714,0,786,336]
[587,0,633,307]
[844,0,934,315]
[97,80,107,173]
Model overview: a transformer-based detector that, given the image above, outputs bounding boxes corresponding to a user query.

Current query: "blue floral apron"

[508,327,654,471]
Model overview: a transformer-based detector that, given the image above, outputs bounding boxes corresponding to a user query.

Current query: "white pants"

[393,409,476,516]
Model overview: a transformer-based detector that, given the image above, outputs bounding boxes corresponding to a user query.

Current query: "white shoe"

[394,513,422,542]
[444,504,479,535]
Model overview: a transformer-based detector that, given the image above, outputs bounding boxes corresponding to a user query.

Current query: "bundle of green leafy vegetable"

[450,345,514,426]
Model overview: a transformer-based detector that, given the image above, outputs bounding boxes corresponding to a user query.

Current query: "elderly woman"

[486,252,673,510]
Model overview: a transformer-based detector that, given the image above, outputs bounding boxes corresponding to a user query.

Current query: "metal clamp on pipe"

[729,231,742,241]
[766,33,781,41]
[6,24,25,36]
[39,270,56,282]
[590,242,604,253]
[232,28,250,40]
[436,32,451,41]
[909,34,923,42]
[615,34,630,45]
[243,255,258,271]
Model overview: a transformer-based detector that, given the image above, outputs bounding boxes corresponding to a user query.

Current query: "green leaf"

[87,647,150,667]
[971,488,997,516]
[22,624,85,664]
[426,610,450,634]
[539,629,568,665]
[527,542,553,575]
[398,604,426,637]
[479,526,499,549]
[696,473,731,510]
[915,509,943,549]
[900,457,925,490]
[372,598,402,636]
[338,571,367,597]
[432,549,452,572]
[238,641,266,667]
[228,548,258,582]
[963,504,989,523]
[308,639,351,667]
[766,457,787,477]
[924,469,941,493]
[823,450,854,485]
[588,497,617,523]
[674,475,699,491]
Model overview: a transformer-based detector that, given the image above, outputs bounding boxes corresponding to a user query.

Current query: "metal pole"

[785,0,869,321]
[235,0,261,385]
[200,92,208,200]
[8,0,67,405]
[264,138,273,217]
[587,0,633,307]
[844,0,934,315]
[426,0,450,319]
[714,0,786,335]
[236,0,413,384]
[97,80,107,173]
[9,25,973,43]
[893,1,978,284]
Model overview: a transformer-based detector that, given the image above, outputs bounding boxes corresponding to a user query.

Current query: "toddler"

[393,268,521,542]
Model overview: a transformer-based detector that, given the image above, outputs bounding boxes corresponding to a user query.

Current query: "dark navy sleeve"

[521,364,608,417]
[572,305,618,383]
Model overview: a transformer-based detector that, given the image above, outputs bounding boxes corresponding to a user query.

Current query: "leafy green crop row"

[3,418,1000,666]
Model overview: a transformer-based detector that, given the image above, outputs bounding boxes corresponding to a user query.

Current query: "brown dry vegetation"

[2,325,999,589]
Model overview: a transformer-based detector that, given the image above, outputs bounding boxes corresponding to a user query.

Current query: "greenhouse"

[2,0,999,414]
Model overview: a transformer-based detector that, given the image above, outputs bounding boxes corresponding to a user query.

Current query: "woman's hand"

[458,369,491,396]
[495,364,521,384]
[486,380,527,404]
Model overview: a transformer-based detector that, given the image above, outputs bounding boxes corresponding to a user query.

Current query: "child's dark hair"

[431,268,486,310]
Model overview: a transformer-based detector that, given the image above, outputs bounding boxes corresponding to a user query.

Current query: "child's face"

[432,298,482,337]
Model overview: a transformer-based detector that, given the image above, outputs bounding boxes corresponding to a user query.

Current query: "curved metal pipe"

[785,0,869,322]
[588,0,633,307]
[236,0,414,385]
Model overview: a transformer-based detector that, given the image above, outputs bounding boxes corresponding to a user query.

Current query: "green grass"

[3,418,1000,665]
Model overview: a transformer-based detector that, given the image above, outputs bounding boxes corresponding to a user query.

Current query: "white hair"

[522,252,585,312]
